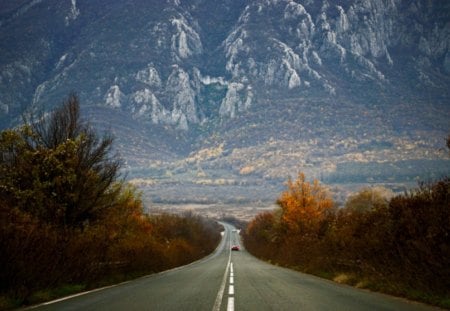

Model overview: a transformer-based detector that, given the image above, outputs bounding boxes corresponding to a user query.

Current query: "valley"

[1,0,449,211]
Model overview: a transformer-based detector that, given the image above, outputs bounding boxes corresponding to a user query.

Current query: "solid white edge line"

[28,222,230,309]
[212,226,232,311]
[25,282,131,309]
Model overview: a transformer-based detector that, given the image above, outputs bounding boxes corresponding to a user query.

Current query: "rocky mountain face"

[1,0,449,205]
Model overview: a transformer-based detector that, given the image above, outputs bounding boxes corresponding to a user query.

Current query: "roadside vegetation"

[244,137,450,308]
[0,95,221,310]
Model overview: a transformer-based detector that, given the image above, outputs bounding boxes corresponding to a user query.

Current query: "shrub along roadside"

[0,95,222,309]
[243,173,450,308]
[0,206,222,309]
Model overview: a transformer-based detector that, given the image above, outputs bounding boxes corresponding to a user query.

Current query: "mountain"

[1,0,449,206]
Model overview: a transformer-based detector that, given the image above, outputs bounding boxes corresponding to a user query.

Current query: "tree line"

[244,140,450,307]
[0,95,221,309]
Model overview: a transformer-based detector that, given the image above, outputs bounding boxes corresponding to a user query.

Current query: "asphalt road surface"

[28,223,439,311]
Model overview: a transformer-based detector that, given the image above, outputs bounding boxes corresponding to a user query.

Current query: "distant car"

[231,245,240,251]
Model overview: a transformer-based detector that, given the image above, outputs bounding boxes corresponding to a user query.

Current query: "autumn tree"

[344,186,393,213]
[0,94,122,228]
[277,172,334,236]
[0,95,223,307]
[244,212,277,259]
[388,178,450,290]
[243,144,450,306]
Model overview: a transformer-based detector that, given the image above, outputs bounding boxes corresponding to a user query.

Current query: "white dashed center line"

[227,256,235,310]
[229,285,234,295]
[212,229,232,311]
[227,297,235,311]
[214,228,238,311]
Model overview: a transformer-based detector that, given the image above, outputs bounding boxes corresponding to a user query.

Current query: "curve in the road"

[27,223,439,311]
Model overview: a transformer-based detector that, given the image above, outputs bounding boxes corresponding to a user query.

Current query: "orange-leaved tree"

[277,172,334,236]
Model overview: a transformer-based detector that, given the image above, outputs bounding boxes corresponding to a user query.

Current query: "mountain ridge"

[1,0,449,204]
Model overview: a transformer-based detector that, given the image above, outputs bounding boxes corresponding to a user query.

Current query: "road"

[28,223,439,311]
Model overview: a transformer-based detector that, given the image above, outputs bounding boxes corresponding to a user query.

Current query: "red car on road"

[231,245,240,251]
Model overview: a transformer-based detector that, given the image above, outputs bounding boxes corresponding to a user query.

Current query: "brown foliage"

[0,96,221,306]
[0,187,221,304]
[244,173,334,269]
[244,212,277,259]
[388,179,450,290]
[244,173,450,298]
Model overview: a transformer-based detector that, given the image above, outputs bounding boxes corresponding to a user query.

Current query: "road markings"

[228,254,235,311]
[213,226,238,311]
[212,227,232,311]
[29,283,126,308]
[229,285,234,295]
[227,297,234,311]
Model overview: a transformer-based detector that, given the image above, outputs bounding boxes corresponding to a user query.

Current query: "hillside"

[1,0,449,205]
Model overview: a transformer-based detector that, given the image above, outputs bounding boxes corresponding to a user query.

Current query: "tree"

[344,186,393,213]
[277,172,334,235]
[388,178,450,290]
[0,94,122,228]
[244,212,277,258]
